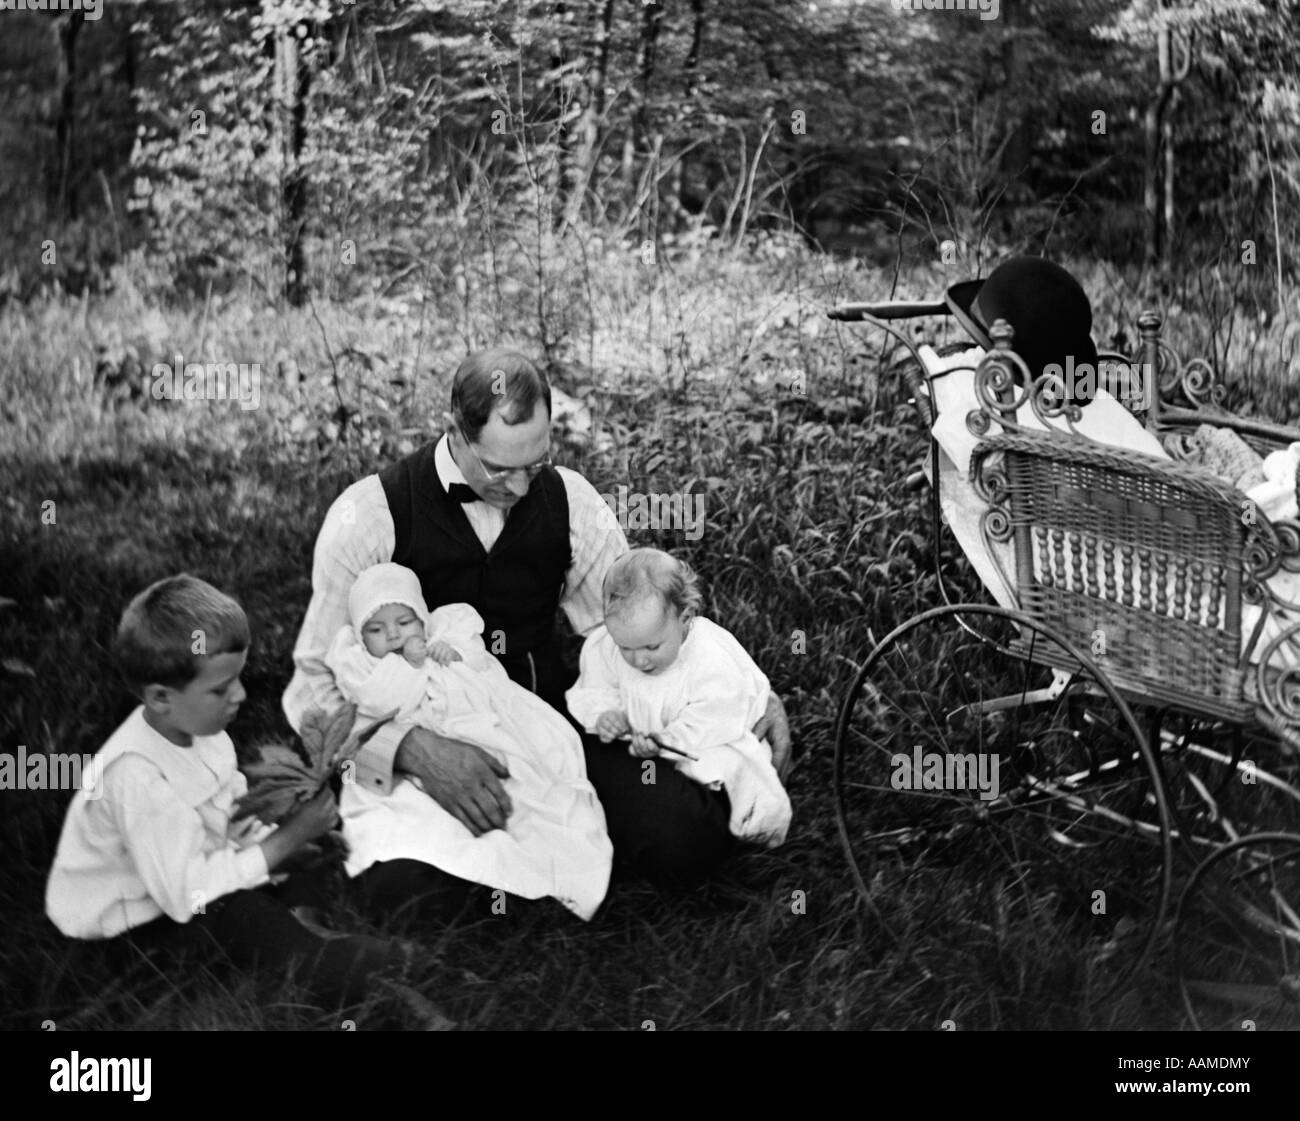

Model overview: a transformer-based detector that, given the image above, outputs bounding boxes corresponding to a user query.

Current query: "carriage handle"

[826,299,949,322]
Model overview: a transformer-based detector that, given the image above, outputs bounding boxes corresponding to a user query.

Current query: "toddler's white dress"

[566,616,791,846]
[326,603,612,920]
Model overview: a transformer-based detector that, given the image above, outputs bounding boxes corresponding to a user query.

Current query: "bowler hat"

[947,256,1099,400]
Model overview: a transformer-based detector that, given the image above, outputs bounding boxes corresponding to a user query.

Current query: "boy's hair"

[450,347,551,443]
[603,548,703,623]
[114,574,250,696]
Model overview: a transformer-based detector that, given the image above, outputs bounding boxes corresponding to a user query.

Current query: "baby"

[565,548,791,847]
[324,563,612,919]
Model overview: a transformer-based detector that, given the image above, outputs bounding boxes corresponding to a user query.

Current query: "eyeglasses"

[456,426,553,484]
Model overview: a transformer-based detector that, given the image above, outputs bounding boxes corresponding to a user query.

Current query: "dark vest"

[379,442,572,672]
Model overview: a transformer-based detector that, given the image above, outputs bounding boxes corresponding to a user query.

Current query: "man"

[284,348,791,908]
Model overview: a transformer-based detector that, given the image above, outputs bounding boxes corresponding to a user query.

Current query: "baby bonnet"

[347,563,431,640]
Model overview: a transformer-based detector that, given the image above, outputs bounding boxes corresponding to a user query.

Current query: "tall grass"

[1,236,1295,1029]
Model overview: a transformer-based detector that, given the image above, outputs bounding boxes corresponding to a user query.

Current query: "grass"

[2,240,1298,1030]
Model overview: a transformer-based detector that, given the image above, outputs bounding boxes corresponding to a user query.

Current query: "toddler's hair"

[114,574,249,696]
[603,548,703,623]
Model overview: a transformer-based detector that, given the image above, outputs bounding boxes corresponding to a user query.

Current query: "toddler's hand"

[628,731,660,759]
[595,709,630,743]
[427,640,463,666]
[402,636,429,666]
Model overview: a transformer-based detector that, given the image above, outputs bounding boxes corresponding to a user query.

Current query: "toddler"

[566,548,791,847]
[324,563,612,919]
[45,574,403,1011]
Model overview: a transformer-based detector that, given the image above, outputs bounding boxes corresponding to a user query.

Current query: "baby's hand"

[628,731,660,759]
[595,709,630,743]
[427,640,463,666]
[402,636,428,666]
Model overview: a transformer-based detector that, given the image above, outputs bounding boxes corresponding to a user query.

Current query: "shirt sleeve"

[105,755,269,923]
[658,687,758,755]
[283,475,401,785]
[658,634,772,755]
[558,469,628,637]
[564,629,625,732]
[428,604,490,665]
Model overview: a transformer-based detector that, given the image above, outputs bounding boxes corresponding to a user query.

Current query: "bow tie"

[447,482,480,504]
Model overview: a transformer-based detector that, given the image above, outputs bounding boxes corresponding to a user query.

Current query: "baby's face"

[361,602,425,657]
[606,597,688,676]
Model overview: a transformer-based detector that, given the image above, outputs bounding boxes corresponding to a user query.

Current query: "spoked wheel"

[833,603,1173,1002]
[1175,832,1300,1031]
[1152,714,1300,857]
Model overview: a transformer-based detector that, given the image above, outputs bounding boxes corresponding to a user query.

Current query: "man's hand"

[395,726,512,836]
[402,636,429,666]
[594,709,631,743]
[753,692,793,782]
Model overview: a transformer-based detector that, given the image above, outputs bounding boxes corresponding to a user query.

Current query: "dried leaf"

[243,744,316,785]
[233,784,311,824]
[301,703,358,773]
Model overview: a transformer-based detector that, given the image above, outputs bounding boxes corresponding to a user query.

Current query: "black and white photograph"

[1,0,1297,1064]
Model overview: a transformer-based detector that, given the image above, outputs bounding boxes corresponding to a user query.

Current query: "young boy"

[566,548,791,847]
[45,574,404,1012]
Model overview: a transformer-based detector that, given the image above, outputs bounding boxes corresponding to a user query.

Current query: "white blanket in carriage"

[918,346,1300,670]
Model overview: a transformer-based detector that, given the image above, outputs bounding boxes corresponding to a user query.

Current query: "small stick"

[648,734,699,763]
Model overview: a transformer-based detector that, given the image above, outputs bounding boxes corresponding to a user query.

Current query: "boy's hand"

[402,636,429,666]
[284,787,338,844]
[276,830,348,873]
[628,731,660,759]
[595,709,630,743]
[427,640,463,666]
[259,789,339,872]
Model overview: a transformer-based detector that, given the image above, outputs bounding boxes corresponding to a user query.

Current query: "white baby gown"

[326,602,612,920]
[566,616,791,847]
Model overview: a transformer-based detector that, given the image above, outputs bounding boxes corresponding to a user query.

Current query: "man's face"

[361,602,425,657]
[452,401,552,511]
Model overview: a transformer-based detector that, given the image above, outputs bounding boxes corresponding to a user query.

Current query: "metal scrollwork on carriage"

[1249,618,1300,737]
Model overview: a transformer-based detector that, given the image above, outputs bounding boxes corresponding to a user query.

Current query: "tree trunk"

[997,0,1031,194]
[667,0,706,229]
[1143,23,1191,269]
[1163,92,1176,261]
[627,0,663,213]
[272,11,313,307]
[1142,94,1161,267]
[560,0,616,231]
[54,13,84,220]
[544,1,569,216]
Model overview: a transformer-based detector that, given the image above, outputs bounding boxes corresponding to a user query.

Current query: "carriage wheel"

[1150,715,1300,856]
[833,603,1173,1004]
[1174,832,1300,1031]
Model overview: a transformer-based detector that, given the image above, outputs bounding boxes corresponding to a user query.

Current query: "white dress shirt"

[45,707,269,938]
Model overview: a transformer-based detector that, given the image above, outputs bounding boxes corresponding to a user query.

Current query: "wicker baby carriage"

[827,284,1300,1029]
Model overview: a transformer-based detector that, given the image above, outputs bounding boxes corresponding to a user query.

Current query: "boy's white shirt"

[566,616,792,846]
[45,707,270,939]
